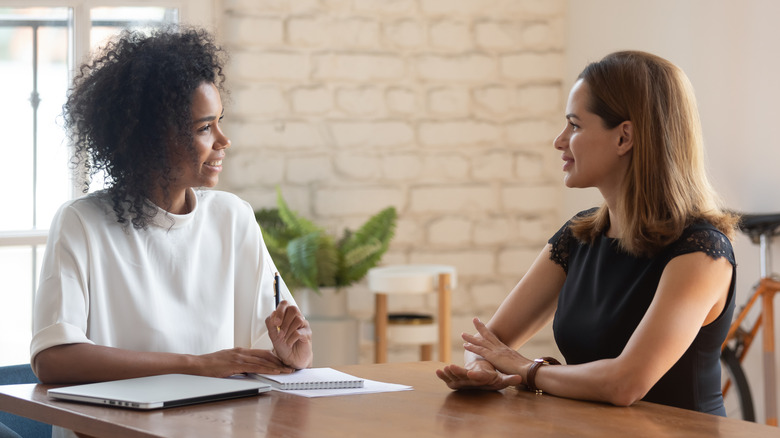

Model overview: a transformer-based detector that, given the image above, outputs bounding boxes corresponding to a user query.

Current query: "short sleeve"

[30,202,95,361]
[669,225,736,267]
[548,208,597,274]
[548,221,574,274]
[226,197,297,351]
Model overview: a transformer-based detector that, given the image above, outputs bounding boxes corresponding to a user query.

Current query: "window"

[0,0,212,366]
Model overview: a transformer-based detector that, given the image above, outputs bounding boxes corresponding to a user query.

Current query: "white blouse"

[31,188,295,361]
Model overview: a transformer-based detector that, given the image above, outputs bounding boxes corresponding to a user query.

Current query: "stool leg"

[375,293,388,363]
[438,273,452,363]
[420,344,433,361]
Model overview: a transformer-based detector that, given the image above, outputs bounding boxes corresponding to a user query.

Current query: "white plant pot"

[294,287,359,366]
[295,287,348,319]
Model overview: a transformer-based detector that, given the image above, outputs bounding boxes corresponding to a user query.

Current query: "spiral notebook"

[252,367,364,390]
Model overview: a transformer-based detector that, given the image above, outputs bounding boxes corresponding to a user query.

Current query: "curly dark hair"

[63,25,227,229]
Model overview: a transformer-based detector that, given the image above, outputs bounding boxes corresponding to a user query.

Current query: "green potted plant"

[255,188,397,296]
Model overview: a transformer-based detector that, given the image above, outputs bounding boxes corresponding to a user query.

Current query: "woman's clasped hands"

[436,317,528,391]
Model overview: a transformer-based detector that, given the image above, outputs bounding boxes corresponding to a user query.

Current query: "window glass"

[0,7,70,231]
[90,7,178,48]
[0,5,178,366]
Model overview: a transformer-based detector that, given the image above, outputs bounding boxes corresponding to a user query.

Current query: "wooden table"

[0,361,776,437]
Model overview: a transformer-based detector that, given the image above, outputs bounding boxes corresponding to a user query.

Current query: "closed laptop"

[48,374,271,410]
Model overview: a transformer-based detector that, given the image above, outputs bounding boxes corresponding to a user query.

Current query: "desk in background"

[0,361,776,437]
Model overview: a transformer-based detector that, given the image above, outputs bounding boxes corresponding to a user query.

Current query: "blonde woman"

[437,51,737,416]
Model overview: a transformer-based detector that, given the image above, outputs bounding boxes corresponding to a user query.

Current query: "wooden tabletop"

[0,361,776,437]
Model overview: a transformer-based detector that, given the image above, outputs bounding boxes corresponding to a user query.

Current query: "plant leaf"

[315,235,339,288]
[340,238,384,286]
[256,209,304,290]
[340,207,397,253]
[256,191,398,292]
[287,232,322,291]
[256,209,290,247]
[276,187,321,236]
[336,207,397,287]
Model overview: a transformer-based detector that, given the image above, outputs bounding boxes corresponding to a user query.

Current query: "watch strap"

[525,356,561,394]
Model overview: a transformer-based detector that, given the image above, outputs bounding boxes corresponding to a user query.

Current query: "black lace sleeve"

[548,221,574,273]
[670,225,736,267]
[548,208,597,274]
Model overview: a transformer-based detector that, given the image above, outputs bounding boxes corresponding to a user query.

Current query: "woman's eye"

[198,124,211,132]
[568,122,579,131]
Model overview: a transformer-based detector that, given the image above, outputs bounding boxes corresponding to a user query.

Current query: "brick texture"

[218,0,565,364]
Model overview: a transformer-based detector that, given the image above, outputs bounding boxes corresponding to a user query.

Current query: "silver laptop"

[48,374,271,410]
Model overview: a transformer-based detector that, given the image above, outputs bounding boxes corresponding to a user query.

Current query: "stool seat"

[388,313,437,345]
[368,264,457,294]
[368,264,456,363]
[388,313,434,324]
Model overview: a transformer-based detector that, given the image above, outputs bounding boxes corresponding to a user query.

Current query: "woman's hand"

[266,300,313,369]
[196,347,295,376]
[462,317,530,376]
[436,359,523,391]
[437,317,528,391]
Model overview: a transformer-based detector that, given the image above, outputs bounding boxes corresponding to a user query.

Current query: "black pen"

[274,272,281,308]
[274,272,281,332]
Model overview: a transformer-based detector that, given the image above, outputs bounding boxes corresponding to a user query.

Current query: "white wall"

[566,0,780,423]
[217,0,567,364]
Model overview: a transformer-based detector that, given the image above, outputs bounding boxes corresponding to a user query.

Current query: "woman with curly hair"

[437,51,738,416]
[31,26,312,388]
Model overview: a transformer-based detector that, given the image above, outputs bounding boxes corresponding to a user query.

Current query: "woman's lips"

[561,155,573,171]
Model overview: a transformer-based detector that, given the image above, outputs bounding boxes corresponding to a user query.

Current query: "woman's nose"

[553,130,566,150]
[215,130,231,150]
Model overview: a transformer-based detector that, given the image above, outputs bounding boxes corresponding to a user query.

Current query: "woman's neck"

[149,187,191,215]
[602,191,623,239]
[605,208,622,239]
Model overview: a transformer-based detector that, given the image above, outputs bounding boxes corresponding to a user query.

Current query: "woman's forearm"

[32,343,197,384]
[33,342,297,384]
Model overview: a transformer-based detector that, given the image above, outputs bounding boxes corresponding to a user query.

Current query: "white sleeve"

[249,226,298,350]
[230,199,297,350]
[30,203,95,362]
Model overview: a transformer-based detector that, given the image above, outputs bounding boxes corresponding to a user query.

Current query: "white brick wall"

[218,0,566,364]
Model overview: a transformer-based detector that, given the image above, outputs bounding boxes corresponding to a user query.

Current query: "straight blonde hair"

[569,51,736,256]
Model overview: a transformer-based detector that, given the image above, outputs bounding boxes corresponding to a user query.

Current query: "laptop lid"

[47,374,271,410]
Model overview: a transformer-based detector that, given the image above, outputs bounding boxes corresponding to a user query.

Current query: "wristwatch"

[526,356,561,395]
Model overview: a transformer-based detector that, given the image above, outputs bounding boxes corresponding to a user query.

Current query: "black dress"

[549,209,736,416]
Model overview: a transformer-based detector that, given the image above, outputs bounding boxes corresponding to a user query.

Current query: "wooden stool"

[368,265,456,363]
